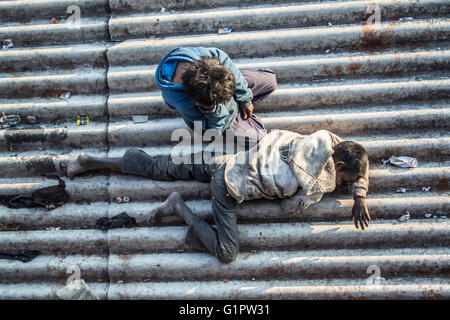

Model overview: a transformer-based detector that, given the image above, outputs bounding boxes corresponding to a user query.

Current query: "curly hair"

[181,56,236,109]
[333,141,368,176]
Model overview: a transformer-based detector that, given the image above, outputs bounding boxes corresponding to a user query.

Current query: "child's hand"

[240,103,254,119]
[352,196,371,230]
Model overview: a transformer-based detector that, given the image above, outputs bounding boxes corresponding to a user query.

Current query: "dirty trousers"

[121,148,239,263]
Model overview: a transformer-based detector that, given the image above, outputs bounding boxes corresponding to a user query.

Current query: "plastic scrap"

[422,186,431,192]
[382,156,418,168]
[424,213,432,218]
[399,17,413,22]
[76,115,89,126]
[26,115,37,124]
[132,115,148,123]
[160,7,166,13]
[441,215,447,219]
[56,279,99,300]
[122,196,130,203]
[169,8,178,14]
[0,114,21,128]
[59,91,71,99]
[328,22,333,26]
[398,211,410,222]
[218,27,232,35]
[2,39,13,49]
[46,227,61,231]
[395,188,411,193]
[50,17,60,24]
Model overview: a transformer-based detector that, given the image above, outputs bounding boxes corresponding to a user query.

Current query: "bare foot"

[66,153,90,179]
[146,192,191,225]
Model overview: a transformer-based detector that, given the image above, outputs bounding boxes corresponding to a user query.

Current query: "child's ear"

[334,160,345,171]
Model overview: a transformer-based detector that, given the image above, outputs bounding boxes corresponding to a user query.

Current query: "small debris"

[46,227,61,231]
[115,197,123,204]
[218,27,232,35]
[433,215,438,219]
[57,279,99,300]
[0,114,21,128]
[76,115,89,126]
[26,115,37,124]
[117,280,124,284]
[399,17,413,22]
[424,213,433,218]
[50,17,60,24]
[325,49,331,54]
[382,156,418,168]
[169,8,178,14]
[177,248,184,252]
[422,186,431,192]
[2,39,13,49]
[395,188,411,193]
[398,211,410,222]
[122,196,130,203]
[160,7,166,13]
[440,215,447,219]
[131,115,148,123]
[223,280,228,283]
[59,91,71,99]
[328,22,333,26]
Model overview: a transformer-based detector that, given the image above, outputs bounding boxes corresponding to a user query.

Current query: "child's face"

[334,159,359,186]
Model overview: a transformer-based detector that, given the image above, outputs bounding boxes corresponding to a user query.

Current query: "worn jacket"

[155,47,253,132]
[222,130,369,211]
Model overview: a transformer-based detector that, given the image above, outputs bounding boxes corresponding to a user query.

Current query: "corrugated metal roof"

[0,0,449,299]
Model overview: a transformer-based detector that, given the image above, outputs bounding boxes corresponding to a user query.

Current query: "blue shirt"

[155,47,253,132]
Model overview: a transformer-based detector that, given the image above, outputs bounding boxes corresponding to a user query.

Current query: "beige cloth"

[223,130,369,211]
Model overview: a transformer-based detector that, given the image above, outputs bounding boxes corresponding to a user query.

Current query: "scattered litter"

[56,279,99,300]
[59,91,71,99]
[169,8,178,14]
[160,7,166,13]
[399,17,413,22]
[122,196,130,203]
[115,196,123,203]
[2,39,13,49]
[177,248,184,252]
[325,49,331,54]
[382,156,418,168]
[0,114,21,128]
[433,215,438,219]
[26,115,37,124]
[441,215,447,219]
[46,227,61,231]
[132,115,148,123]
[218,27,232,35]
[117,280,124,284]
[422,186,431,192]
[0,250,39,263]
[398,211,410,222]
[76,115,89,126]
[252,278,255,281]
[328,22,333,26]
[96,212,137,231]
[210,5,217,9]
[424,213,432,218]
[395,188,411,193]
[50,17,60,24]
[223,280,228,283]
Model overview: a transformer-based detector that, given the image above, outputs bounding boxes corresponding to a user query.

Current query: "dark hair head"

[333,141,368,176]
[181,56,236,108]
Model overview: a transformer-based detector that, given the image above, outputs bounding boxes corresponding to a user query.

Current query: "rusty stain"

[436,178,448,192]
[348,62,362,74]
[118,254,132,263]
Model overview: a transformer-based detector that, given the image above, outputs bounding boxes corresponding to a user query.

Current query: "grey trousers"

[121,148,239,263]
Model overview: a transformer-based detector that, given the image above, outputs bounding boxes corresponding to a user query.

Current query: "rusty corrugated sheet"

[0,0,449,299]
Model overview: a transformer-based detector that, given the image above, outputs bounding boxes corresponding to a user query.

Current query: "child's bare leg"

[66,153,122,179]
[139,192,195,225]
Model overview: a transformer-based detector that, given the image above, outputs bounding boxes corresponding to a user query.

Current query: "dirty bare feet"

[146,192,194,225]
[66,153,90,179]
